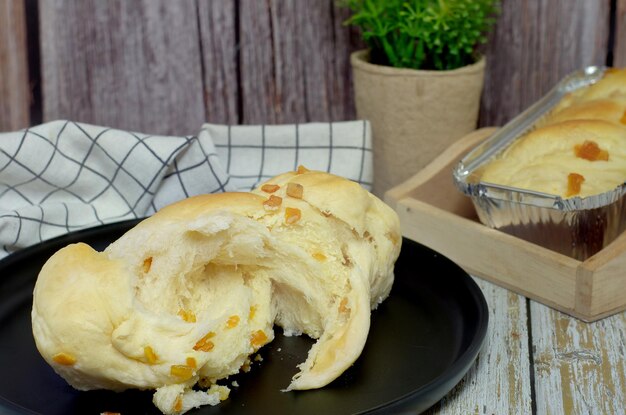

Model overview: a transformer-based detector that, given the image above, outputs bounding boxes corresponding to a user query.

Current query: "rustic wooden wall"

[0,0,621,133]
[237,0,362,124]
[197,0,239,125]
[0,1,30,131]
[479,0,612,127]
[38,0,206,135]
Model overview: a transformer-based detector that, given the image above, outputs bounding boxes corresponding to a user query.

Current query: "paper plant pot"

[351,50,485,196]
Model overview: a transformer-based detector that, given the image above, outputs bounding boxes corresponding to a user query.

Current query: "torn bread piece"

[32,169,401,414]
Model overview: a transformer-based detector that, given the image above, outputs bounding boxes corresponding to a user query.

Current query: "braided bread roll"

[31,169,401,414]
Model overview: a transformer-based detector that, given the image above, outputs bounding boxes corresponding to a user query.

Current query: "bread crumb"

[283,329,302,337]
[240,358,251,372]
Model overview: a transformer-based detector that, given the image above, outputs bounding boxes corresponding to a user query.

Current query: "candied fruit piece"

[574,140,608,161]
[250,330,268,348]
[52,352,76,366]
[193,332,216,352]
[198,340,214,352]
[142,257,152,273]
[286,183,303,199]
[249,305,257,320]
[144,346,158,364]
[285,207,301,224]
[312,252,326,261]
[261,183,280,193]
[263,195,282,211]
[240,359,251,372]
[177,309,196,323]
[296,165,309,174]
[170,365,194,380]
[186,357,197,368]
[173,396,183,412]
[566,173,585,197]
[226,315,240,329]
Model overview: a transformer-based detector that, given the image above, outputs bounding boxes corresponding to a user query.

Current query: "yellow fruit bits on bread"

[226,315,240,329]
[260,184,280,193]
[193,332,216,352]
[144,346,158,364]
[52,352,76,366]
[285,207,301,224]
[574,140,608,161]
[567,173,585,197]
[170,365,194,381]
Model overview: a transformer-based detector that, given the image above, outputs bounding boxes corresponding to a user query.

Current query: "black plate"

[0,220,488,415]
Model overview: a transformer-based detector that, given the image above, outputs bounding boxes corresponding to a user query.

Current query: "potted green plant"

[342,0,499,195]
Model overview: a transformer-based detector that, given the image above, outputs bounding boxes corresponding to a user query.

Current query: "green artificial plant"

[343,0,499,70]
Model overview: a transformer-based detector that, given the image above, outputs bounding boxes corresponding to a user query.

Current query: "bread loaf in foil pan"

[454,66,626,261]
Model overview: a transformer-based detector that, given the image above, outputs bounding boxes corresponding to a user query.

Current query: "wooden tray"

[385,128,626,322]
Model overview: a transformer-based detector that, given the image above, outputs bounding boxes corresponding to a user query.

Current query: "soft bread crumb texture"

[31,169,401,415]
[480,67,626,199]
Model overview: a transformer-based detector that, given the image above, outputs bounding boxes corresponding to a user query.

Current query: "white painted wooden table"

[424,277,626,414]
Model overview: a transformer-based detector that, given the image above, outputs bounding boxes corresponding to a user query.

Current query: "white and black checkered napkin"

[0,120,372,258]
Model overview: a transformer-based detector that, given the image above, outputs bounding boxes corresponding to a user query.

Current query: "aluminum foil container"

[453,66,626,261]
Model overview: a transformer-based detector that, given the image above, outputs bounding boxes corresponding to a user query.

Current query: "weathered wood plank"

[332,4,366,122]
[616,0,626,67]
[237,0,276,124]
[0,0,30,132]
[197,0,239,124]
[531,303,626,414]
[238,0,362,124]
[425,279,532,414]
[39,0,206,135]
[479,0,611,127]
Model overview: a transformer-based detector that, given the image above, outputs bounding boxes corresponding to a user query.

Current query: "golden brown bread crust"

[481,68,626,199]
[540,98,626,127]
